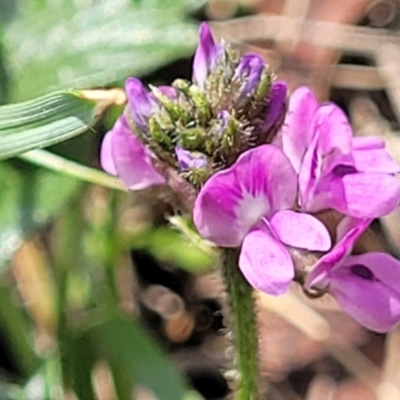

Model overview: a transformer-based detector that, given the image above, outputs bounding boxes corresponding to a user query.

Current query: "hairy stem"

[222,248,260,400]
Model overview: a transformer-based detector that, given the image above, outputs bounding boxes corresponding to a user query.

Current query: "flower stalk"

[222,248,260,400]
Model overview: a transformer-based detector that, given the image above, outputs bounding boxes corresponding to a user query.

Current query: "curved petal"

[314,104,352,158]
[336,172,399,218]
[175,147,207,170]
[270,210,331,251]
[234,54,264,102]
[263,81,287,133]
[305,218,371,289]
[329,259,400,332]
[353,136,385,150]
[192,23,218,89]
[239,222,294,296]
[351,146,400,174]
[100,129,117,176]
[110,116,165,190]
[125,77,154,132]
[193,145,297,247]
[342,252,400,285]
[280,86,319,172]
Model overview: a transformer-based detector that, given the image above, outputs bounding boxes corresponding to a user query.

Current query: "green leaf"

[5,0,202,100]
[0,91,96,160]
[89,315,202,400]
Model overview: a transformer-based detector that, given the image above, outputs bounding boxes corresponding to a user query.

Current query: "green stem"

[222,248,260,400]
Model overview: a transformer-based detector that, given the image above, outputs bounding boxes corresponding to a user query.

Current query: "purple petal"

[303,169,400,218]
[234,54,264,102]
[175,146,207,170]
[314,104,352,158]
[193,23,218,89]
[239,222,294,296]
[280,86,319,173]
[351,144,400,174]
[306,217,371,289]
[334,172,400,218]
[100,129,117,176]
[353,136,385,150]
[270,210,331,251]
[193,145,297,247]
[263,81,287,133]
[329,253,400,332]
[125,77,154,132]
[109,116,165,190]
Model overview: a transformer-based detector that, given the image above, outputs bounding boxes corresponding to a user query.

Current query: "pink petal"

[305,171,400,218]
[239,222,294,296]
[125,77,154,131]
[342,252,400,285]
[264,81,287,133]
[337,172,400,218]
[193,145,297,247]
[329,254,400,332]
[270,210,331,251]
[110,116,165,190]
[353,136,385,150]
[351,146,400,174]
[192,23,218,89]
[314,104,352,157]
[100,129,117,176]
[280,87,319,173]
[305,218,371,289]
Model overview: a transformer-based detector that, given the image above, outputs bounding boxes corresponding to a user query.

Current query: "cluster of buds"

[101,23,400,333]
[102,23,286,189]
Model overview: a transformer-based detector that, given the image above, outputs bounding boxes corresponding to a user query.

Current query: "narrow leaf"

[0,91,96,160]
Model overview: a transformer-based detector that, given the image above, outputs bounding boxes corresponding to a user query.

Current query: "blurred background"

[2,0,400,399]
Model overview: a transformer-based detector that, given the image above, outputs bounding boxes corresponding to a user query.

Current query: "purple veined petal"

[351,145,400,174]
[175,146,207,170]
[193,23,219,89]
[280,86,319,173]
[298,131,321,211]
[328,255,400,332]
[125,77,154,132]
[314,104,352,158]
[270,210,331,251]
[239,221,294,296]
[193,145,297,247]
[110,115,165,190]
[334,172,400,218]
[302,169,400,218]
[263,81,287,133]
[100,128,117,176]
[305,217,372,289]
[234,54,264,103]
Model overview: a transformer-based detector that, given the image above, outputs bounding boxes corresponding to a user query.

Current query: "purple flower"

[100,115,165,190]
[278,87,400,218]
[234,54,264,103]
[194,145,331,295]
[305,217,400,332]
[192,23,222,90]
[175,146,207,170]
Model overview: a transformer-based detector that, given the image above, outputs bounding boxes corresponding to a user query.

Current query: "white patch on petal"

[235,189,270,231]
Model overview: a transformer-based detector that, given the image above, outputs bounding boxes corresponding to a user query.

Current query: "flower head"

[194,144,330,295]
[100,23,287,190]
[305,217,400,332]
[277,87,400,218]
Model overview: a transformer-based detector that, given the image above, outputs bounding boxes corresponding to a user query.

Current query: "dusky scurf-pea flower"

[100,23,287,190]
[277,87,400,218]
[305,217,400,332]
[193,144,331,295]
